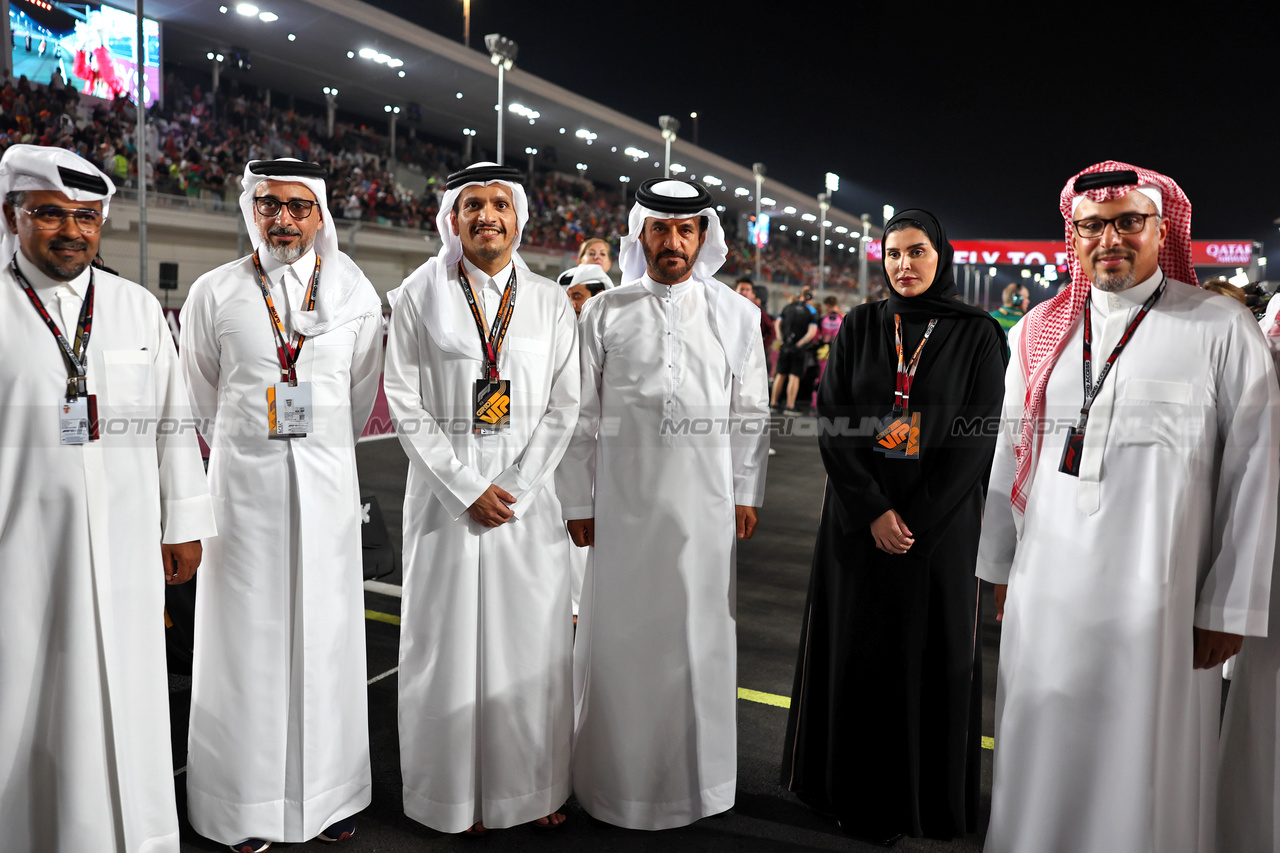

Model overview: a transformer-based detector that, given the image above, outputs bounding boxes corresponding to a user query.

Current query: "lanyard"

[1077,275,1166,428]
[458,263,517,383]
[892,314,937,414]
[251,251,320,385]
[13,255,95,399]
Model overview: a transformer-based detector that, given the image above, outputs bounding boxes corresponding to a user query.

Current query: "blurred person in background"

[577,236,613,275]
[782,209,1005,846]
[772,286,818,415]
[991,282,1030,334]
[736,275,776,359]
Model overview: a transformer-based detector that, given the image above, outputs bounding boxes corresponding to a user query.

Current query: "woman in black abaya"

[780,209,1007,845]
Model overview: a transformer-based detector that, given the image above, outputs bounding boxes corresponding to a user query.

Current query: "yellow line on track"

[365,609,401,626]
[363,611,994,750]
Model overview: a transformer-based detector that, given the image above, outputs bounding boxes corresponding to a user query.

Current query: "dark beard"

[642,241,700,284]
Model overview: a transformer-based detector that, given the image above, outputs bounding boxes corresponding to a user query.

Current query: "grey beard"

[263,237,311,264]
[1093,268,1136,292]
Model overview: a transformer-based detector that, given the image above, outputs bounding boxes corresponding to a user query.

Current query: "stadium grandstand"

[0,0,883,307]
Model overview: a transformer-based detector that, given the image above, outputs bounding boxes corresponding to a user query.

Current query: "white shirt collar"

[461,255,515,292]
[1090,266,1164,314]
[15,248,92,297]
[641,273,696,298]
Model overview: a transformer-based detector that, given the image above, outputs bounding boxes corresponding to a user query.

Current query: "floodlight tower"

[485,33,517,165]
[753,162,766,280]
[817,172,838,289]
[659,115,680,178]
[322,87,338,138]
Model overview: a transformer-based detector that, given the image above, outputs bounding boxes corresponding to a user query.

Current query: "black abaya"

[780,237,1006,840]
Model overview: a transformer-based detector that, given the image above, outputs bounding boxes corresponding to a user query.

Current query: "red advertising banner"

[867,239,1253,267]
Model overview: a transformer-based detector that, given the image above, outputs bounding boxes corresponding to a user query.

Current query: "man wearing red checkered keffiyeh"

[974,161,1280,853]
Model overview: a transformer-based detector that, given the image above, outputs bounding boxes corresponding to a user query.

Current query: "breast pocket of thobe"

[101,349,154,417]
[310,326,359,439]
[503,335,551,433]
[1113,378,1203,452]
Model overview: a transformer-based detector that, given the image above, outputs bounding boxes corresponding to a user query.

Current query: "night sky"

[365,2,1279,256]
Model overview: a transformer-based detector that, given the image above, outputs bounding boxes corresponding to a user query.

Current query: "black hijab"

[881,208,1007,348]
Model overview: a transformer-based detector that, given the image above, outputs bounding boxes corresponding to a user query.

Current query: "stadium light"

[484,34,518,164]
[702,175,722,187]
[825,172,840,193]
[575,129,597,144]
[525,147,538,176]
[258,12,278,22]
[801,213,816,222]
[624,146,648,161]
[508,103,540,123]
[462,127,476,160]
[236,3,259,16]
[734,187,750,197]
[287,33,296,41]
[761,197,776,206]
[670,164,687,175]
[783,206,797,215]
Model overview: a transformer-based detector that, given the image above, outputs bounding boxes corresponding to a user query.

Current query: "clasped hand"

[468,484,517,527]
[871,509,913,555]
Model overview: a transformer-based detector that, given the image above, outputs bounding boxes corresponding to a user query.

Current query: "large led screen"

[10,1,161,107]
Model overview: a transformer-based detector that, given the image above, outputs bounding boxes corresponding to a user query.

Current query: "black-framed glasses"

[1071,212,1158,239]
[19,205,103,233]
[253,196,317,219]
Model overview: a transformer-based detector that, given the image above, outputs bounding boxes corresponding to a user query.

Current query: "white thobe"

[179,249,382,844]
[0,252,216,853]
[977,270,1279,853]
[558,275,770,830]
[1217,329,1280,853]
[384,258,579,833]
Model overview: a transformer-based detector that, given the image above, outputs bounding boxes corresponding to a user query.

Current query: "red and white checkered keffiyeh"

[1010,161,1197,515]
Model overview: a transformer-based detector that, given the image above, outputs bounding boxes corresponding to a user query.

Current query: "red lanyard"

[1078,276,1166,428]
[458,263,517,383]
[892,314,937,414]
[251,251,320,385]
[13,255,95,399]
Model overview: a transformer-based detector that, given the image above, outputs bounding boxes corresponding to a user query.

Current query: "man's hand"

[994,583,1007,622]
[870,509,914,554]
[567,518,594,547]
[467,485,516,528]
[736,506,758,540]
[161,541,202,585]
[1193,627,1243,669]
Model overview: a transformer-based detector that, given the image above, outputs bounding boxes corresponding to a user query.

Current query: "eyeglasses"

[253,196,318,219]
[19,205,103,233]
[1071,212,1158,239]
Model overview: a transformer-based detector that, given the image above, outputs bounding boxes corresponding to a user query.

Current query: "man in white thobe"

[0,145,216,852]
[977,161,1279,853]
[180,159,383,852]
[1217,317,1280,853]
[559,178,770,830]
[384,163,579,835]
